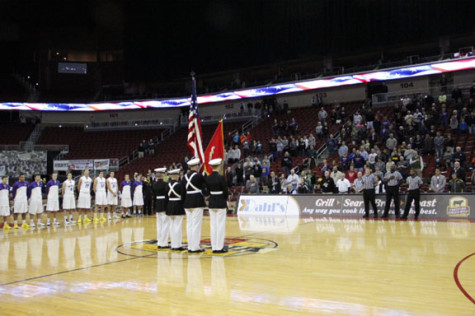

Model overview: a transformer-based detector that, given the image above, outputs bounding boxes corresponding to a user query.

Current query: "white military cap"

[209,158,222,166]
[187,158,201,166]
[168,169,181,175]
[154,167,167,173]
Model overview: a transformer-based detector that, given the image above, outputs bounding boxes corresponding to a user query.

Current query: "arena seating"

[116,121,244,180]
[0,123,35,145]
[37,126,164,159]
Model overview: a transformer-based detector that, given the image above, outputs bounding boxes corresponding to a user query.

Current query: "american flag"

[187,73,205,163]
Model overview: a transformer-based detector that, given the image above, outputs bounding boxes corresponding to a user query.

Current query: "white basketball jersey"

[80,176,92,193]
[96,177,106,192]
[64,179,75,196]
[107,178,117,193]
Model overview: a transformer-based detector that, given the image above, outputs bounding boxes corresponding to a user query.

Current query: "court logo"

[116,237,278,258]
[447,197,470,217]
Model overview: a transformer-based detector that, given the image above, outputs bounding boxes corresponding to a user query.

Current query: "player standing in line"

[183,158,207,253]
[12,174,29,229]
[93,171,107,223]
[204,158,229,253]
[45,172,61,226]
[106,171,119,220]
[120,174,132,218]
[28,174,45,227]
[77,169,93,224]
[132,174,144,216]
[62,172,76,225]
[166,168,186,251]
[153,167,169,248]
[0,176,12,230]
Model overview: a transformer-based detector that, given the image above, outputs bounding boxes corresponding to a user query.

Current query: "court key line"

[453,252,475,304]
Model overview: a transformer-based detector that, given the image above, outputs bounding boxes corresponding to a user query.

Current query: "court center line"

[453,252,475,304]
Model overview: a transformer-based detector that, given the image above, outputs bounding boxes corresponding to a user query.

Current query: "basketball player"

[0,176,12,230]
[12,174,29,229]
[28,174,45,227]
[166,168,186,251]
[183,158,207,253]
[93,171,107,223]
[204,158,229,253]
[45,172,61,226]
[120,174,132,218]
[153,167,169,248]
[62,172,76,225]
[77,169,93,224]
[106,171,119,220]
[132,174,144,216]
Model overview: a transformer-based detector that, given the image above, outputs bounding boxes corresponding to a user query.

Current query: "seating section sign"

[237,194,474,219]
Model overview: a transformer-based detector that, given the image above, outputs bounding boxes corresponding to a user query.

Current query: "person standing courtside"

[183,158,207,253]
[166,168,186,251]
[362,168,378,218]
[401,169,423,220]
[204,159,229,253]
[153,168,170,249]
[382,164,403,219]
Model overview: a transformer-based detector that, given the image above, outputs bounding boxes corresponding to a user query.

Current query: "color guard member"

[153,167,170,249]
[204,158,229,253]
[166,168,186,251]
[183,158,207,253]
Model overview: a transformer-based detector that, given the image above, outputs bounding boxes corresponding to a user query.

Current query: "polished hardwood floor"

[0,215,473,315]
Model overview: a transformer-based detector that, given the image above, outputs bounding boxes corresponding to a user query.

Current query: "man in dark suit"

[450,161,466,182]
[268,171,281,193]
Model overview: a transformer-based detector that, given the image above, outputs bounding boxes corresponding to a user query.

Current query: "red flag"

[187,73,205,163]
[204,120,225,175]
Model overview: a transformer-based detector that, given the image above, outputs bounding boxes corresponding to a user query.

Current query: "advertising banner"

[53,160,70,171]
[68,159,94,171]
[94,159,110,171]
[237,194,474,220]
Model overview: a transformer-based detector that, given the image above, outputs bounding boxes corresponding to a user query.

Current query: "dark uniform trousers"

[363,188,378,216]
[383,185,400,217]
[403,189,420,218]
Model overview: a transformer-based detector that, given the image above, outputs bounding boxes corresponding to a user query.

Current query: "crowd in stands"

[0,151,47,178]
[223,87,475,195]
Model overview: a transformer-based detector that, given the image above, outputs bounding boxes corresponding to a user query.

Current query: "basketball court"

[0,216,473,315]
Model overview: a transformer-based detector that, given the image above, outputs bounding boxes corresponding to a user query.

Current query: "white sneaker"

[54,221,61,226]
[113,214,121,219]
[46,221,51,226]
[30,221,36,227]
[70,220,77,225]
[64,221,70,226]
[38,222,45,227]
